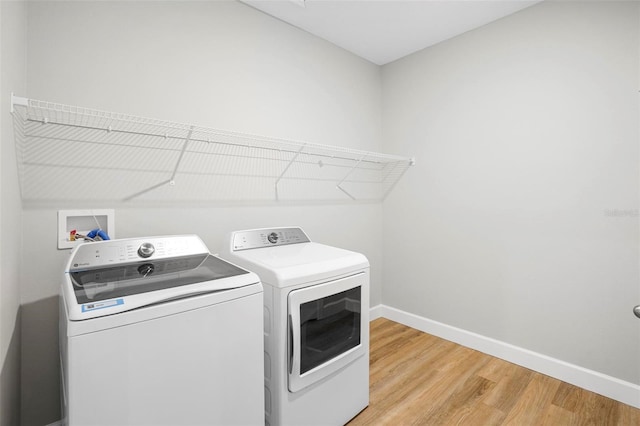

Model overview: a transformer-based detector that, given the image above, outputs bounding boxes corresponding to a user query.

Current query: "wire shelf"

[10,95,414,206]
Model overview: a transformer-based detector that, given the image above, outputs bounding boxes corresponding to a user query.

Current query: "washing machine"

[220,227,369,426]
[60,235,264,426]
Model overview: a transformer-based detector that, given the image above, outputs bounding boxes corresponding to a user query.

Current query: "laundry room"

[1,1,638,425]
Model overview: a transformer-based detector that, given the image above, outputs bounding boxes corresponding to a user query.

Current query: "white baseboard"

[369,303,384,321]
[370,304,640,409]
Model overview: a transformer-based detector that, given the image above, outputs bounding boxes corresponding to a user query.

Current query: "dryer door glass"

[287,272,366,392]
[299,286,361,374]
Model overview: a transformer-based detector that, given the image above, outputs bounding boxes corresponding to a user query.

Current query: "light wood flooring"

[348,318,640,425]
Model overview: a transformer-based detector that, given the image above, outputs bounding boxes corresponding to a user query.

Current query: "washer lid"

[70,254,248,304]
[64,254,257,321]
[62,235,259,321]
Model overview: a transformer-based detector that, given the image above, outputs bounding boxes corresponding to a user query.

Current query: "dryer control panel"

[230,227,310,251]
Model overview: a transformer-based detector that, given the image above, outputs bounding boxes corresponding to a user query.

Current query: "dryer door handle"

[288,314,295,374]
[288,307,303,391]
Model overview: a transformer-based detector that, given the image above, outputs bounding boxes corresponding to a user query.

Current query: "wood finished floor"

[348,318,640,426]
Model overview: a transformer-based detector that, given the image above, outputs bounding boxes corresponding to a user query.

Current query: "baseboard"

[369,304,384,321]
[370,304,640,409]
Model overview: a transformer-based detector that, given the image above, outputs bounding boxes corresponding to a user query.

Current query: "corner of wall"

[0,310,21,426]
[1,0,27,424]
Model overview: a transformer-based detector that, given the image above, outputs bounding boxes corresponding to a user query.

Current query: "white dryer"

[220,227,369,426]
[60,235,264,426]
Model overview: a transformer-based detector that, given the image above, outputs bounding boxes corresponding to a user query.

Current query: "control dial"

[267,232,279,244]
[137,263,155,277]
[138,242,155,258]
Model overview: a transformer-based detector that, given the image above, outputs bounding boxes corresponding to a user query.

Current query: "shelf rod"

[23,132,385,173]
[21,117,408,166]
[23,161,383,184]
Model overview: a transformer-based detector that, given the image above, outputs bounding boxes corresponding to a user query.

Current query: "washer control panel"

[68,235,209,270]
[231,227,310,251]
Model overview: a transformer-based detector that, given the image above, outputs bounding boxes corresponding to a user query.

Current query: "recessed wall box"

[58,209,115,250]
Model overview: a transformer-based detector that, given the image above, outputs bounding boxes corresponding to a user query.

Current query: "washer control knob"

[137,263,155,277]
[138,242,155,258]
[267,232,279,244]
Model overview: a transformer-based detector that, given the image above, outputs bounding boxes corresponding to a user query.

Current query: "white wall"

[14,0,640,423]
[0,1,26,425]
[382,0,640,387]
[22,1,382,424]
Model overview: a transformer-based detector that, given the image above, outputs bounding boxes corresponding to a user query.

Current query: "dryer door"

[288,272,366,392]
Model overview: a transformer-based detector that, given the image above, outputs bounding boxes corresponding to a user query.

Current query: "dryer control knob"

[138,242,155,258]
[267,232,279,244]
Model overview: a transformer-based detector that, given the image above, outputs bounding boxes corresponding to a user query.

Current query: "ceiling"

[242,0,542,65]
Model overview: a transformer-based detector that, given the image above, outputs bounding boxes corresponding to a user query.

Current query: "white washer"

[60,235,264,426]
[220,227,369,426]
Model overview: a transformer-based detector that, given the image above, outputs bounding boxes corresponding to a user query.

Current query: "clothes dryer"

[60,235,264,426]
[220,227,369,426]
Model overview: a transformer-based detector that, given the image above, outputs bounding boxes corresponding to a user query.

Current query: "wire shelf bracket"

[274,143,306,202]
